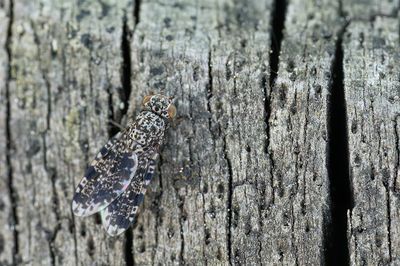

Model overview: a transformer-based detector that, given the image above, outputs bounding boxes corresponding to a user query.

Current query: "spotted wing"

[72,131,139,217]
[101,153,158,236]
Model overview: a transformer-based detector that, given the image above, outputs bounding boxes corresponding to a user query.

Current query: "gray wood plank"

[128,0,345,265]
[210,0,273,263]
[343,17,400,265]
[129,1,226,264]
[265,0,344,264]
[0,0,397,264]
[8,0,133,264]
[128,0,275,264]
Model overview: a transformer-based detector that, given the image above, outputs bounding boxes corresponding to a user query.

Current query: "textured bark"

[0,0,398,265]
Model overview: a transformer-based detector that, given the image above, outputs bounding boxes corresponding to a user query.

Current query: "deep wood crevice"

[125,229,134,266]
[265,0,287,206]
[203,44,213,262]
[133,0,141,27]
[5,0,19,264]
[122,19,135,266]
[122,1,141,264]
[268,0,287,88]
[206,45,216,144]
[325,20,352,265]
[120,12,133,120]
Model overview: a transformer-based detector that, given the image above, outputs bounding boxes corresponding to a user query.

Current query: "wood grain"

[343,17,400,265]
[0,0,398,265]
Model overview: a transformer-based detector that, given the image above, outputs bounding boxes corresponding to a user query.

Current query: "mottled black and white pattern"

[72,94,176,236]
[101,153,158,236]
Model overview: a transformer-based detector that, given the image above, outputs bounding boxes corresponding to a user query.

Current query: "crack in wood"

[265,0,287,207]
[120,12,133,120]
[178,196,185,265]
[325,20,352,266]
[268,0,287,88]
[394,116,399,193]
[5,1,19,265]
[108,11,133,137]
[107,85,118,137]
[206,45,216,144]
[121,9,135,266]
[125,229,134,266]
[202,45,213,263]
[133,0,141,27]
[384,184,392,262]
[222,134,233,266]
[120,1,145,264]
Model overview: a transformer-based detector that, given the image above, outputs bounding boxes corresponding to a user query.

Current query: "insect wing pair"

[72,94,176,236]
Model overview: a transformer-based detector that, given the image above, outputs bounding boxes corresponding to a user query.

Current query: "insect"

[72,94,176,236]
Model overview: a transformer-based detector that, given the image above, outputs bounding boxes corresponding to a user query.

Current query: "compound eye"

[142,95,152,105]
[167,104,176,119]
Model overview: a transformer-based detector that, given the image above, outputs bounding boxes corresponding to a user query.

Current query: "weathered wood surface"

[342,1,400,265]
[342,13,399,266]
[6,0,132,265]
[0,0,398,265]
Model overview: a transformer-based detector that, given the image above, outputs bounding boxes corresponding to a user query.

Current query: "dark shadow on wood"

[5,0,19,264]
[125,229,134,266]
[326,25,352,266]
[269,0,287,87]
[264,0,287,208]
[120,13,133,119]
